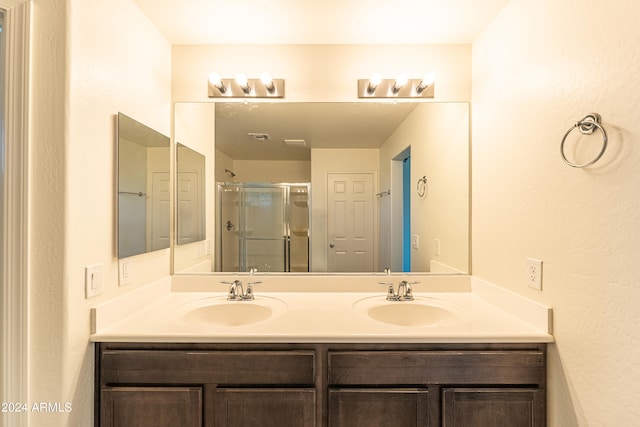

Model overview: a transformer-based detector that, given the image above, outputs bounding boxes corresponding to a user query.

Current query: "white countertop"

[90,275,553,344]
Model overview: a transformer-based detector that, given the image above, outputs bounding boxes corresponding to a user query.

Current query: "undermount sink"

[353,296,460,327]
[172,296,287,327]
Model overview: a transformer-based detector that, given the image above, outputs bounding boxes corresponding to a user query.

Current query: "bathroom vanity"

[92,275,552,426]
[96,342,545,426]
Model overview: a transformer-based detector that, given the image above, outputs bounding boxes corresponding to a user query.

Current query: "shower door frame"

[216,182,311,273]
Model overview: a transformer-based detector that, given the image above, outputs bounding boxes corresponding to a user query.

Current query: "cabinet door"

[213,388,315,427]
[101,386,202,427]
[442,388,545,427]
[328,388,430,427]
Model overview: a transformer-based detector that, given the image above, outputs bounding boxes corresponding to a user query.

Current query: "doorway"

[402,156,411,271]
[390,147,411,272]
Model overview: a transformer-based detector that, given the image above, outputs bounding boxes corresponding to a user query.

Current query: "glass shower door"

[240,185,288,272]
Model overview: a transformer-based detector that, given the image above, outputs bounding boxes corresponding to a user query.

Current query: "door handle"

[329,243,335,248]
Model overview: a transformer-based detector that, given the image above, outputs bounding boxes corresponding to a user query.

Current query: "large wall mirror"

[173,101,469,274]
[117,112,170,258]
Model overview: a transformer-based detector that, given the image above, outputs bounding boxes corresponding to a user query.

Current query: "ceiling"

[133,0,509,45]
[214,102,420,161]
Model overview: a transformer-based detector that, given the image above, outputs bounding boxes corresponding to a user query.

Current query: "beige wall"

[472,0,640,425]
[29,1,66,426]
[232,160,311,183]
[28,0,172,425]
[379,103,469,273]
[172,44,471,102]
[174,102,215,272]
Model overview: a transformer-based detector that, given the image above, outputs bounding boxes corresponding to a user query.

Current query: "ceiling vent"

[284,139,307,148]
[248,132,271,142]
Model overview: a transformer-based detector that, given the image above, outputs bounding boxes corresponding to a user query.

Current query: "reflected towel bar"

[119,191,146,197]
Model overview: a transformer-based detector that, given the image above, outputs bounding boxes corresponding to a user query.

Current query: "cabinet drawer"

[101,386,202,427]
[443,387,545,427]
[328,388,429,427]
[101,350,315,385]
[213,388,316,427]
[329,351,545,385]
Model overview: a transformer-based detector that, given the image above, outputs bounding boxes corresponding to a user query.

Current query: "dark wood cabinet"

[101,386,202,427]
[442,387,545,427]
[95,342,546,427]
[213,388,316,427]
[328,389,429,427]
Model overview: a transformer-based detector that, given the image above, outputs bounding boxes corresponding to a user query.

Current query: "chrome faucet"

[396,280,414,301]
[221,269,262,301]
[379,269,418,301]
[222,279,245,301]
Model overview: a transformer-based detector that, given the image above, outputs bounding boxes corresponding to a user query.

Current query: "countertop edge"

[91,274,554,344]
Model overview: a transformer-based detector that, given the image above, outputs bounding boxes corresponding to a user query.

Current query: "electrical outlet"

[433,239,441,256]
[120,261,132,286]
[85,264,103,298]
[526,258,543,290]
[411,234,419,250]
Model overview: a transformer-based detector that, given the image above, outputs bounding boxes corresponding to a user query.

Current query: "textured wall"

[472,0,640,425]
[28,0,172,425]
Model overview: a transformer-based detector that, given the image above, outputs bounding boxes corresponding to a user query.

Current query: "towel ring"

[560,113,608,168]
[417,176,428,198]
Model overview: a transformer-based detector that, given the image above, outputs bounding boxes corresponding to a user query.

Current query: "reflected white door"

[327,173,374,272]
[177,171,203,244]
[151,172,170,250]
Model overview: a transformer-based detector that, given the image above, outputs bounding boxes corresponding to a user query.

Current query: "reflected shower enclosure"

[217,183,310,272]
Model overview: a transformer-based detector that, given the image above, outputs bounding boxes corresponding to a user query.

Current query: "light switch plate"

[85,264,103,298]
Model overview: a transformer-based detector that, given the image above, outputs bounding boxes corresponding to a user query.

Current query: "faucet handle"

[379,281,396,300]
[246,280,261,298]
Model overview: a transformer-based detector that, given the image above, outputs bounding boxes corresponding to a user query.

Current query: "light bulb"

[260,72,275,92]
[235,73,250,93]
[208,72,226,93]
[367,73,382,93]
[392,73,408,93]
[417,72,435,93]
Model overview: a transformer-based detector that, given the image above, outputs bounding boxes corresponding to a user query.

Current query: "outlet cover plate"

[526,258,543,290]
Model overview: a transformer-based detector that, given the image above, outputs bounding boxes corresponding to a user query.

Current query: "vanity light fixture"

[207,71,285,98]
[358,72,436,98]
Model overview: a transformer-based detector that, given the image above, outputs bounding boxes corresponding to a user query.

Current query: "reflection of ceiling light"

[248,132,271,141]
[284,139,306,148]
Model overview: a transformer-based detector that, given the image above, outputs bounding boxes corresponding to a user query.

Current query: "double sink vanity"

[92,274,552,426]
